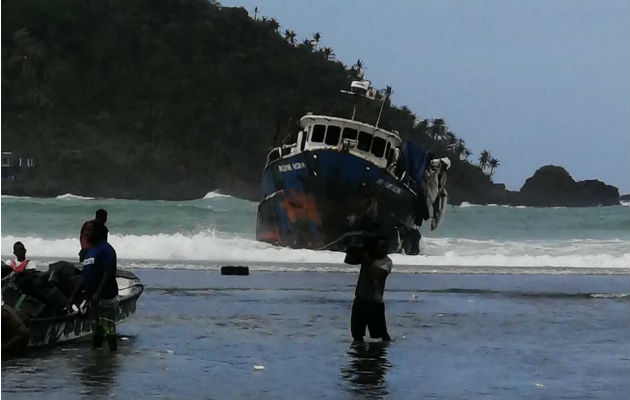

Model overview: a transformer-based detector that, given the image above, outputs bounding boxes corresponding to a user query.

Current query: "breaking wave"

[2,233,628,274]
[1,195,33,199]
[458,202,528,209]
[55,193,95,200]
[202,190,231,199]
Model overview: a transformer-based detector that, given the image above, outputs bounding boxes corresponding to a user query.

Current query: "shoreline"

[135,269,630,298]
[1,190,624,208]
[8,256,630,276]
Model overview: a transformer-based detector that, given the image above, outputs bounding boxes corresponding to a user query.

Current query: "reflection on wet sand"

[77,350,120,398]
[0,339,123,398]
[341,342,392,398]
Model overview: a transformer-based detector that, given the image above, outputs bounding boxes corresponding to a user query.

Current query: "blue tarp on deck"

[399,141,429,193]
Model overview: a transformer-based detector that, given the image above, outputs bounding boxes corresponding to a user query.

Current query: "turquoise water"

[2,196,629,398]
[1,194,629,273]
[1,193,256,238]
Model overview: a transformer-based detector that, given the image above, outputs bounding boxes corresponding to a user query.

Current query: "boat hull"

[26,269,143,347]
[256,149,428,253]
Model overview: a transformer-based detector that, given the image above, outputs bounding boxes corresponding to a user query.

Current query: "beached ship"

[256,81,450,254]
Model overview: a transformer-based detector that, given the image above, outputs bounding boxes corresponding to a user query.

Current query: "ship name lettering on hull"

[278,162,306,173]
[376,178,403,195]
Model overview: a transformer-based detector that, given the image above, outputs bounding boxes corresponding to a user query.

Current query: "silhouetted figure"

[79,209,109,262]
[351,235,392,342]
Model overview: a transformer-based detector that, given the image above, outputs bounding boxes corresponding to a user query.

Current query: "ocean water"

[2,271,629,399]
[1,193,628,273]
[1,194,629,399]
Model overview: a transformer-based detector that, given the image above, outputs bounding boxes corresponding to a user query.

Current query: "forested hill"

[0,0,553,203]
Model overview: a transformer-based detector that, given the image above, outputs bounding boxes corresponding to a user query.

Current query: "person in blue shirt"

[70,220,119,351]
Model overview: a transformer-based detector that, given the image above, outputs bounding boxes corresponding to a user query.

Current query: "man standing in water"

[71,220,119,351]
[351,235,392,342]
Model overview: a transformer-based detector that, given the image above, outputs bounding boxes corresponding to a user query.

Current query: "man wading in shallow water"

[351,235,392,343]
[70,220,119,351]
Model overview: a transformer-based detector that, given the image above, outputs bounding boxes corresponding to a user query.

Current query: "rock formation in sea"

[518,165,620,207]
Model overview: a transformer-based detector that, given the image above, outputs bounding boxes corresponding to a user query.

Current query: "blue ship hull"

[256,149,428,253]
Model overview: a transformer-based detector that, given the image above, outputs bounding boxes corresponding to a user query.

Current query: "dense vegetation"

[1,0,618,206]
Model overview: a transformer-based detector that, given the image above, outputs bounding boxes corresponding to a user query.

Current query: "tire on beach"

[220,266,250,276]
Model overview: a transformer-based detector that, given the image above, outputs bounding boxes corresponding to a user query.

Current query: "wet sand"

[2,270,629,399]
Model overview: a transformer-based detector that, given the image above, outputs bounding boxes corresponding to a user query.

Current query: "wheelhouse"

[265,115,402,169]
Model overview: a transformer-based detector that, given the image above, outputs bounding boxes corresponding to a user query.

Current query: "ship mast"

[375,86,392,128]
[340,80,375,121]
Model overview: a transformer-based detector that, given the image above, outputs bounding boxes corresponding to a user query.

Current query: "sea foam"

[202,191,231,199]
[55,193,95,200]
[1,195,33,199]
[2,233,628,274]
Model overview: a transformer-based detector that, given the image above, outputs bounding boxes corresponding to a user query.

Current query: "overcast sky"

[221,0,630,193]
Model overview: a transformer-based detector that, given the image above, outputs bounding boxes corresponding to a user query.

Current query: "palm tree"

[454,138,467,158]
[352,59,364,78]
[253,6,258,20]
[284,30,296,46]
[382,85,393,100]
[430,119,445,141]
[268,18,280,33]
[416,119,430,137]
[462,149,472,161]
[444,131,457,147]
[312,32,321,49]
[478,150,491,172]
[488,157,500,176]
[300,38,314,51]
[321,46,334,60]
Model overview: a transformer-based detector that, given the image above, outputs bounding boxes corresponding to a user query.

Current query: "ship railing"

[265,144,300,167]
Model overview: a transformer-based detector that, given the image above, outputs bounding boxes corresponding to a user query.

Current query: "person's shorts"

[351,299,388,339]
[89,298,119,336]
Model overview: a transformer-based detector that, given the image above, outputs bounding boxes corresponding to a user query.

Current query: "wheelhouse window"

[371,136,386,158]
[385,142,393,163]
[325,126,341,146]
[311,124,326,143]
[342,127,358,141]
[268,148,281,163]
[357,131,372,151]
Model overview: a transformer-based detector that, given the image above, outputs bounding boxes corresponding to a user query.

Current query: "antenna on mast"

[340,80,376,121]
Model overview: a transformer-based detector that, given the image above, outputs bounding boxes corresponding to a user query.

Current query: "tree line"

[2,0,501,202]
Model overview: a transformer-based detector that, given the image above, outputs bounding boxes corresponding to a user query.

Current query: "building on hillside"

[2,152,36,181]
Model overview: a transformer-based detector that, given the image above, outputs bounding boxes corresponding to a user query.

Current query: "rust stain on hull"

[280,189,321,224]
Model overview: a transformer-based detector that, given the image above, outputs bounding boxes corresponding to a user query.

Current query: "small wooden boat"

[28,269,143,347]
[2,268,143,348]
